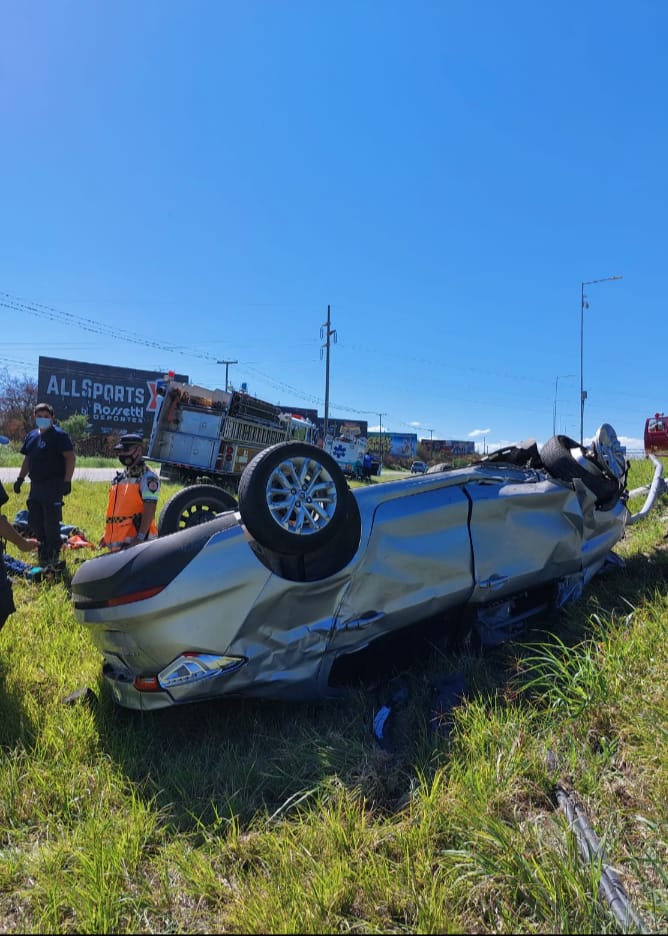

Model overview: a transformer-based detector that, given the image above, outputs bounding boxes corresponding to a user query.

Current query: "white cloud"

[469,428,491,438]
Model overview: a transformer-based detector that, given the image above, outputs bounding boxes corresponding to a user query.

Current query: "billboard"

[288,408,368,442]
[37,356,189,438]
[424,439,476,456]
[367,431,418,459]
[324,418,368,439]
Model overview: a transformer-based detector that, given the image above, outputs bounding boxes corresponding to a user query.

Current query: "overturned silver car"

[71,425,660,710]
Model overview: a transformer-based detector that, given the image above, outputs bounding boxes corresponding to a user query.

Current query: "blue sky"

[1,0,665,453]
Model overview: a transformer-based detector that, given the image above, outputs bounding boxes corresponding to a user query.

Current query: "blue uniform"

[20,425,75,564]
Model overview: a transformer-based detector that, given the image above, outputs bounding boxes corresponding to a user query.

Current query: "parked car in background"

[410,460,427,474]
[70,424,662,711]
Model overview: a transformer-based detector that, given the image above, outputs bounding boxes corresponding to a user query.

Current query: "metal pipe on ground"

[554,784,649,934]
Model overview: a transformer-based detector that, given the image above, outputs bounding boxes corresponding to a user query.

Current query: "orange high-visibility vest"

[103,479,157,549]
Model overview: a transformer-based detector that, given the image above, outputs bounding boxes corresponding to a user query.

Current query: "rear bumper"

[101,657,251,710]
[102,662,173,710]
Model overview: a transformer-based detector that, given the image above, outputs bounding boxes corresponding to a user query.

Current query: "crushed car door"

[330,482,474,653]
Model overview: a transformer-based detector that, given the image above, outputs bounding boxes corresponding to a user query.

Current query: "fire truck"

[147,376,317,492]
[644,413,668,455]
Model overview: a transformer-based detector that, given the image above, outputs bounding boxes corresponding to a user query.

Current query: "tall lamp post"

[580,276,622,444]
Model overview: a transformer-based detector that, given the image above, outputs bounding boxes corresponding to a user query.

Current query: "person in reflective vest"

[99,433,160,551]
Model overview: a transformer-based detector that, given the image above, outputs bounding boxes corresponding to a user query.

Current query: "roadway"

[0,467,119,484]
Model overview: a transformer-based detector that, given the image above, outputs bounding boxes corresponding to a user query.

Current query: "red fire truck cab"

[644,414,668,455]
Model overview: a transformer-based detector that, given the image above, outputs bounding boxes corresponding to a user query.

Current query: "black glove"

[62,481,72,496]
[13,478,23,494]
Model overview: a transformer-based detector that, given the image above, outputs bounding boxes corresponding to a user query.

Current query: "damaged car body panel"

[71,428,661,710]
[468,475,627,602]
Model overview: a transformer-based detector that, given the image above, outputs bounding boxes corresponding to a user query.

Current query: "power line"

[0,356,34,368]
[1,293,216,361]
[1,291,413,428]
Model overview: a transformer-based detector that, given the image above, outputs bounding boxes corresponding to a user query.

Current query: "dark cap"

[113,433,144,451]
[34,402,54,416]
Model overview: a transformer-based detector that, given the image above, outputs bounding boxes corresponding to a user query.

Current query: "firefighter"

[99,434,160,551]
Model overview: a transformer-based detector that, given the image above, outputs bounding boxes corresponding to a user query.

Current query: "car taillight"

[154,653,246,691]
[133,675,161,692]
[107,586,165,607]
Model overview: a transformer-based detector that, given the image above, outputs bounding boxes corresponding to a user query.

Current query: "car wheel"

[540,434,621,509]
[592,423,628,483]
[238,441,349,555]
[249,490,362,581]
[158,484,238,535]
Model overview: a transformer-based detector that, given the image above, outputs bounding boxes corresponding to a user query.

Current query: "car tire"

[249,490,362,581]
[540,434,621,509]
[158,484,238,535]
[238,441,349,555]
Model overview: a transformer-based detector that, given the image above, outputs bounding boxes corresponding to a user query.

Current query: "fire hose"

[553,781,649,933]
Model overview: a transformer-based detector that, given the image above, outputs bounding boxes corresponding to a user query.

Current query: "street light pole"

[216,359,238,393]
[579,276,622,444]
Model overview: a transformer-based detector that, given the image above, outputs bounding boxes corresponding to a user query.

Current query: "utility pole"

[216,359,238,393]
[320,305,337,440]
[378,412,387,459]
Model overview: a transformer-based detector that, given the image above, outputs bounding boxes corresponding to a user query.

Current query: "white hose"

[627,455,666,525]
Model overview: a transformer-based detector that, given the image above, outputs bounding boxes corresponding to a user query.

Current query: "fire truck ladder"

[222,417,288,447]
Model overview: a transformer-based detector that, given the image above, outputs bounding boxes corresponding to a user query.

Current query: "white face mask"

[35,416,52,430]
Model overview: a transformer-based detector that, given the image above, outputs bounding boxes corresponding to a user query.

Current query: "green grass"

[0,461,666,932]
